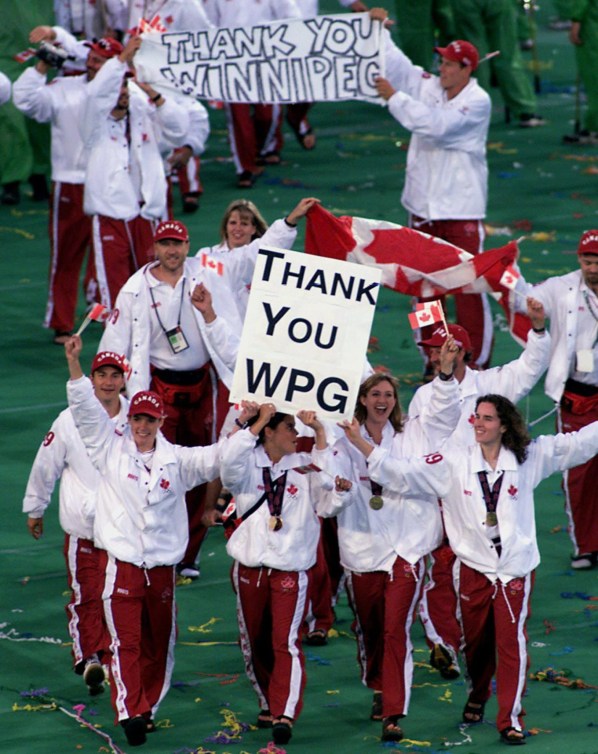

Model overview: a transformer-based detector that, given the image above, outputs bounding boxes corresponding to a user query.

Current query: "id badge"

[166,326,190,354]
[576,349,594,373]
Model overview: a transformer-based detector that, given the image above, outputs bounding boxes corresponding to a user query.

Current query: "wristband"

[532,326,546,333]
[438,371,454,381]
[151,92,162,103]
[284,217,297,227]
[235,418,248,429]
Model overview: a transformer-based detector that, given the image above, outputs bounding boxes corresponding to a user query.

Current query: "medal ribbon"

[477,470,504,516]
[370,480,383,497]
[477,470,504,556]
[262,468,288,518]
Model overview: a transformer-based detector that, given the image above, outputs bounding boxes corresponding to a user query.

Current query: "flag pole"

[74,314,93,337]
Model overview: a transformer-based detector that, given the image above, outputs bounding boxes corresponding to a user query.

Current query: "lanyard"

[262,467,288,518]
[147,271,186,338]
[477,470,503,514]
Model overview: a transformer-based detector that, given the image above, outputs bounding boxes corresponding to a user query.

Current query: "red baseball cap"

[577,230,598,255]
[154,220,189,243]
[85,37,124,60]
[91,351,126,374]
[128,391,164,418]
[419,323,473,352]
[435,40,479,71]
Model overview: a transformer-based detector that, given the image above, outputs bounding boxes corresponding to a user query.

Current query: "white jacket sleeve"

[83,56,127,146]
[381,28,425,99]
[22,418,67,517]
[66,376,115,471]
[366,449,450,498]
[476,329,551,403]
[528,422,598,489]
[220,428,259,491]
[0,72,10,105]
[151,93,190,147]
[201,315,240,372]
[12,67,54,122]
[175,440,223,489]
[387,89,491,149]
[413,375,461,448]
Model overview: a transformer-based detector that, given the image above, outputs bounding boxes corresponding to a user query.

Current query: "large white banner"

[230,247,381,422]
[135,13,383,104]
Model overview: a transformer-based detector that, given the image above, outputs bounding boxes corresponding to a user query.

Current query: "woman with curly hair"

[440,393,598,745]
[316,341,461,743]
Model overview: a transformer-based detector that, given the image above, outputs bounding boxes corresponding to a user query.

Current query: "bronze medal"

[369,495,384,511]
[485,511,498,527]
[269,515,283,531]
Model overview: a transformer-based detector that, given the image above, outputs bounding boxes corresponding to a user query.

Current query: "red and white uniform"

[316,376,459,720]
[195,217,298,321]
[66,375,222,722]
[382,30,492,368]
[409,328,551,664]
[13,56,92,335]
[83,56,189,309]
[162,94,210,206]
[221,428,334,722]
[441,425,598,733]
[98,252,248,569]
[22,397,128,672]
[516,270,598,556]
[202,0,301,176]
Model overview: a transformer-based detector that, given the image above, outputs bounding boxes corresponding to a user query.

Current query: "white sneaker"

[177,564,200,579]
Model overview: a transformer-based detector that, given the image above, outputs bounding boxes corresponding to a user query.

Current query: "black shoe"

[29,174,50,201]
[1,182,20,205]
[236,170,255,188]
[305,628,328,646]
[122,716,147,746]
[182,192,200,214]
[272,718,293,745]
[563,129,598,145]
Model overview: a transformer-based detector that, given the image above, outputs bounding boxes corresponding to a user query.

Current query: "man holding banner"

[373,9,493,371]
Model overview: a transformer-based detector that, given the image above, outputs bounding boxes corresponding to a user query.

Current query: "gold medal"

[269,515,283,531]
[369,495,384,511]
[485,511,498,527]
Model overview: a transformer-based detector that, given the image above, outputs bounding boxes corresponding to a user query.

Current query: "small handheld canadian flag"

[75,304,110,336]
[408,300,445,330]
[499,264,520,290]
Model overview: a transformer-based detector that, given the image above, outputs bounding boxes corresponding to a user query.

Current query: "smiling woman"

[62,334,224,748]
[316,342,460,743]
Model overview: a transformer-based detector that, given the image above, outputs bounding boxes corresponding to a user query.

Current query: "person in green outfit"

[394,0,455,70]
[451,0,545,127]
[566,0,598,144]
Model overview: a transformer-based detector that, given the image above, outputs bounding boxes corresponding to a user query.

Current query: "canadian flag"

[305,205,530,344]
[499,264,520,290]
[200,253,224,276]
[14,48,36,63]
[408,301,444,330]
[88,303,110,322]
[138,15,167,33]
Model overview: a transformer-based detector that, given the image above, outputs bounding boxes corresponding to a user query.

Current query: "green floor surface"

[2,2,598,752]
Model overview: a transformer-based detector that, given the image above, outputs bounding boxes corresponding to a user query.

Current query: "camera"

[35,41,74,70]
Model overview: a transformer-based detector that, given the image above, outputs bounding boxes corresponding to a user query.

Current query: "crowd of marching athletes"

[8,0,598,749]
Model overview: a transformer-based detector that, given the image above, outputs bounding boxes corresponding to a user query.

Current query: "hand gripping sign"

[230,247,381,422]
